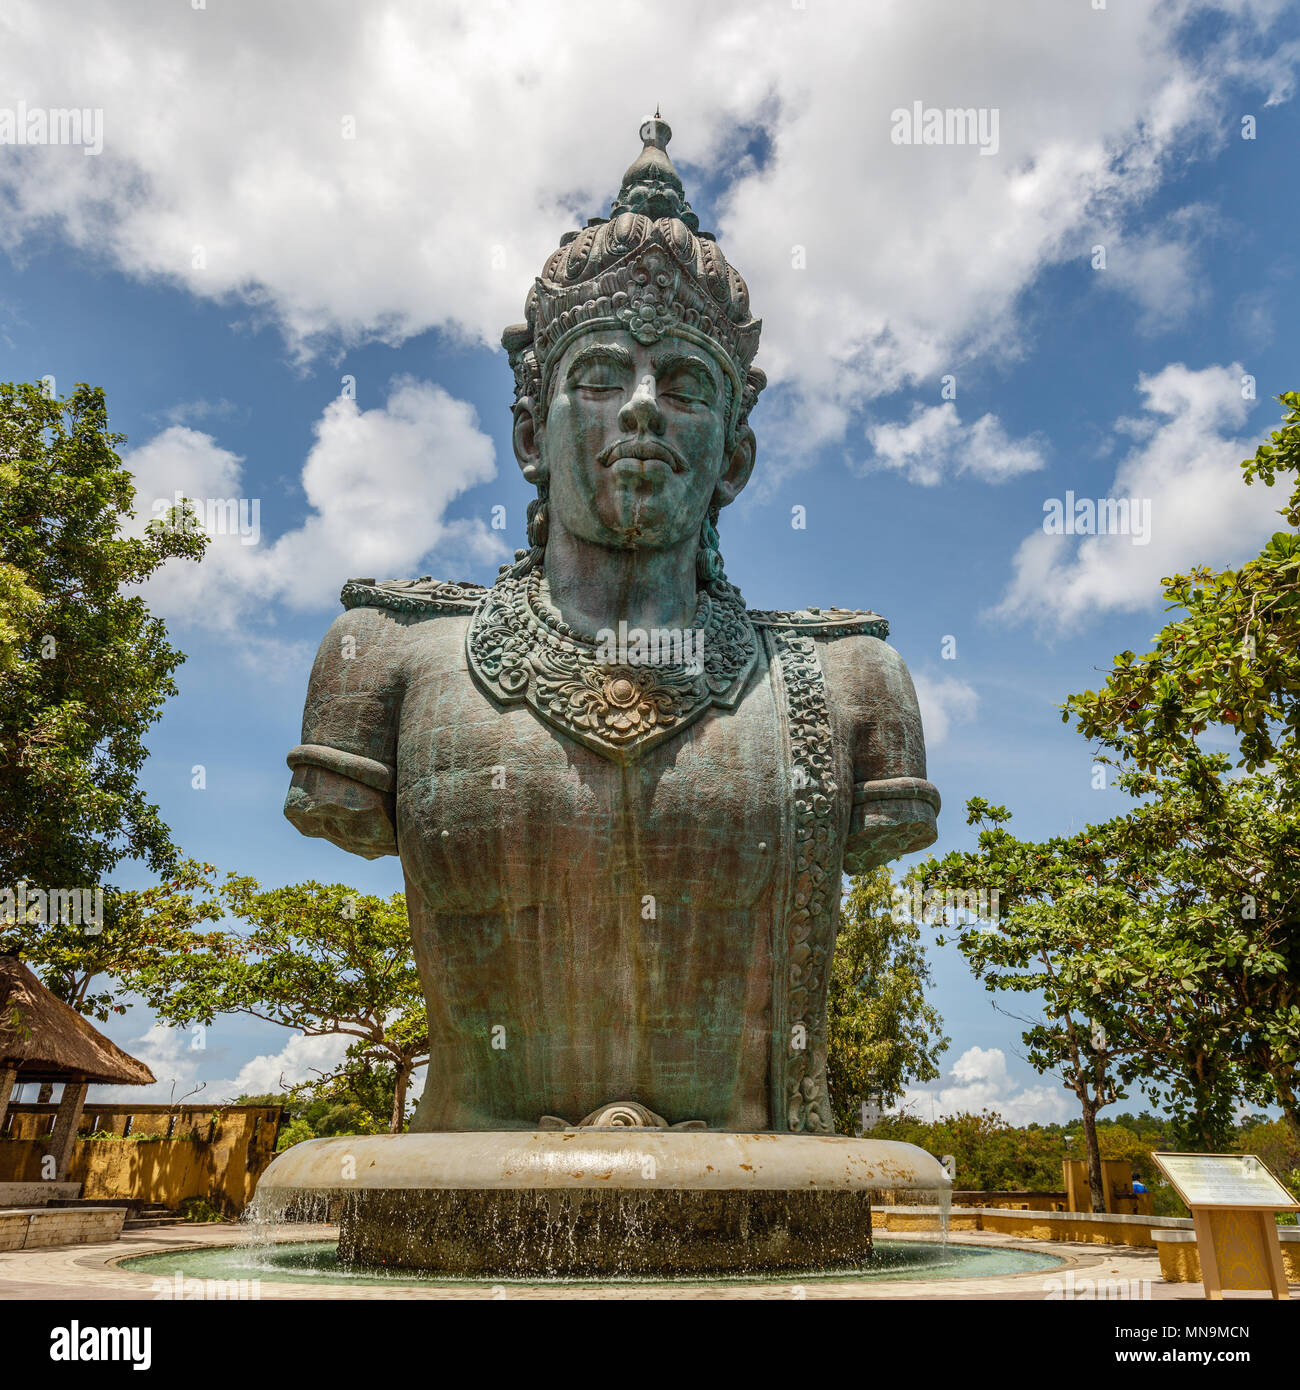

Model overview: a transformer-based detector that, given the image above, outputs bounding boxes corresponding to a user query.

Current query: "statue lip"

[599,437,686,475]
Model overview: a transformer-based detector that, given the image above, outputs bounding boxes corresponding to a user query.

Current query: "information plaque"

[1151,1152,1297,1300]
[1152,1152,1300,1210]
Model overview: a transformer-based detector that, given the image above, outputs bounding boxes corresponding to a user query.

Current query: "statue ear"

[512,399,548,484]
[712,426,755,509]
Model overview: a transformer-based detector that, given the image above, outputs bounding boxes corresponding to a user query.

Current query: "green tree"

[1067,391,1300,780]
[826,867,947,1134]
[1237,1117,1300,1204]
[1092,761,1298,1144]
[0,381,207,894]
[136,879,427,1133]
[868,1112,1288,1216]
[918,793,1271,1208]
[240,1059,418,1149]
[911,818,1129,1213]
[872,1111,1064,1192]
[1,859,222,1020]
[1061,392,1300,1142]
[0,560,42,676]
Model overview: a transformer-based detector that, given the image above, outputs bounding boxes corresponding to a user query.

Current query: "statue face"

[518,328,753,552]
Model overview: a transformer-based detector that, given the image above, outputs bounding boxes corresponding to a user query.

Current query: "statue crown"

[502,117,766,440]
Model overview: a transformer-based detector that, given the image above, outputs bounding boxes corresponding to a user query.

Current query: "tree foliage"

[910,814,1140,1212]
[826,867,947,1134]
[910,397,1300,1210]
[874,1110,1069,1193]
[870,1110,1295,1216]
[1066,391,1300,779]
[1058,391,1300,1141]
[2,859,222,1019]
[0,381,206,890]
[915,779,1293,1207]
[239,1062,410,1151]
[134,879,427,1133]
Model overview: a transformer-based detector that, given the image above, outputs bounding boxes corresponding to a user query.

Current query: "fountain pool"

[121,1236,1063,1289]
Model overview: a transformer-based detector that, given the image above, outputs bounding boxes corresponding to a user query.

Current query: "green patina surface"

[284,120,939,1135]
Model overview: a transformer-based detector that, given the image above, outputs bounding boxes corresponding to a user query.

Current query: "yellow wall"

[951,1192,1066,1211]
[0,1104,281,1213]
[877,1206,1186,1249]
[1157,1232,1300,1284]
[1063,1159,1154,1215]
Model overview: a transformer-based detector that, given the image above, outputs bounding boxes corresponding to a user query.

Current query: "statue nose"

[618,375,665,435]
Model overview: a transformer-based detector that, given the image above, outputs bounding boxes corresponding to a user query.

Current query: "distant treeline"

[870,1109,1299,1218]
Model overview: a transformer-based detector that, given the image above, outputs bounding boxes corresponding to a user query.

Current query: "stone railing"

[877,1204,1194,1247]
[950,1190,1068,1212]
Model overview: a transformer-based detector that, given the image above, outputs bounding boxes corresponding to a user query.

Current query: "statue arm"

[284,604,403,859]
[823,635,940,873]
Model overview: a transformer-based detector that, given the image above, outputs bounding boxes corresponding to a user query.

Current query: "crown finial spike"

[611,113,696,229]
[637,113,672,154]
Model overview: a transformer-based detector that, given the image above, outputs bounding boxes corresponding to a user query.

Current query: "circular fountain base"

[254,1130,951,1278]
[339,1187,875,1276]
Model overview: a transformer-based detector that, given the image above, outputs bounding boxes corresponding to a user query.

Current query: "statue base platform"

[254,1130,951,1277]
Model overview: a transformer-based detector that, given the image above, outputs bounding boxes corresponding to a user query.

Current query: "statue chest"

[393,623,785,912]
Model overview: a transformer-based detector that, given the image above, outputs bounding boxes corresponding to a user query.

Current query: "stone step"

[0,1206,127,1249]
[49,1197,147,1211]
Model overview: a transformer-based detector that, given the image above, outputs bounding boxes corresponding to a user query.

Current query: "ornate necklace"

[466,567,758,762]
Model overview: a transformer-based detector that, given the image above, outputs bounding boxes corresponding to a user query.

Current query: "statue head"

[501,118,766,585]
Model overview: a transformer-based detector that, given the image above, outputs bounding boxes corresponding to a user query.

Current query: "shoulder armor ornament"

[340,583,888,639]
[748,606,889,640]
[340,576,487,616]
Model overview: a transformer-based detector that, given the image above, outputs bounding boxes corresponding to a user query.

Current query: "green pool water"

[122,1237,1063,1288]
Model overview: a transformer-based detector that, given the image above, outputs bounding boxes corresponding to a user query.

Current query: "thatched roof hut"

[0,954,154,1086]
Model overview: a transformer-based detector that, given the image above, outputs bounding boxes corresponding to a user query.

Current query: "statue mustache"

[597,437,687,475]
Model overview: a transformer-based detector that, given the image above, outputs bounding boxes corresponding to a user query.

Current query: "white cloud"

[1231,289,1276,349]
[86,1021,208,1105]
[866,403,1045,486]
[0,0,1293,462]
[263,377,500,611]
[89,1023,353,1105]
[991,362,1282,631]
[714,3,1292,458]
[152,397,247,429]
[900,1045,1073,1126]
[913,673,978,748]
[123,376,503,640]
[226,1032,353,1098]
[1094,205,1218,335]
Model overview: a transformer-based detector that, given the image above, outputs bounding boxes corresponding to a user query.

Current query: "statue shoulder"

[305,576,483,698]
[340,575,489,619]
[769,614,939,866]
[750,606,919,752]
[747,605,889,641]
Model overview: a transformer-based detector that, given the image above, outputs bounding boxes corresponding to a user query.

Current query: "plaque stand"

[1191,1207,1290,1299]
[1153,1152,1297,1301]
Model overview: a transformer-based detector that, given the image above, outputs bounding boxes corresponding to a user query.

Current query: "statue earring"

[526,488,550,550]
[697,513,725,586]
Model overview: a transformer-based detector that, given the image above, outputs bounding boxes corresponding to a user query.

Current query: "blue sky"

[2,0,1297,1123]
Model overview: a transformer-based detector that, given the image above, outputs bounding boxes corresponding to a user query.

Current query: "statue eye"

[661,381,710,406]
[656,363,716,406]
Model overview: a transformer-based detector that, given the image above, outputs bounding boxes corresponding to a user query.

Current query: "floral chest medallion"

[466,570,759,762]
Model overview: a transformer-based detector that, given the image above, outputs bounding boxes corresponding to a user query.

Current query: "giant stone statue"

[284,118,939,1141]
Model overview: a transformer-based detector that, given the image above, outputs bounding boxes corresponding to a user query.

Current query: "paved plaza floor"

[1,1223,1294,1301]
